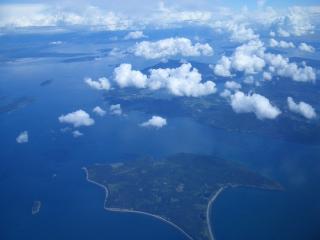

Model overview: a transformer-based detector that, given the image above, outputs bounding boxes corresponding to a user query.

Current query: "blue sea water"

[0,30,320,240]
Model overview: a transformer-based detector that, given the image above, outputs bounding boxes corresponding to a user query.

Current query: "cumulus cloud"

[230,91,281,120]
[148,63,216,97]
[110,104,122,115]
[93,106,106,116]
[225,81,241,91]
[264,53,316,83]
[72,130,83,138]
[220,89,232,98]
[228,40,266,75]
[59,110,95,127]
[140,116,167,128]
[263,71,272,81]
[113,63,217,97]
[276,7,315,37]
[85,77,111,90]
[214,39,316,83]
[114,63,148,88]
[133,37,213,59]
[214,56,232,77]
[299,43,315,53]
[16,131,28,144]
[269,38,295,48]
[287,97,316,119]
[124,31,146,40]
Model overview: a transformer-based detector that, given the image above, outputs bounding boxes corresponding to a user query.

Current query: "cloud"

[230,91,281,120]
[214,56,232,77]
[113,63,217,97]
[72,130,83,138]
[140,116,167,128]
[93,106,106,116]
[229,24,259,43]
[148,63,217,97]
[269,38,295,48]
[299,43,315,53]
[214,39,316,83]
[0,4,132,30]
[220,89,232,98]
[58,110,95,127]
[264,53,316,82]
[133,37,213,59]
[263,71,272,81]
[287,97,316,119]
[114,63,148,88]
[85,77,111,90]
[225,81,241,91]
[124,31,146,40]
[228,40,266,75]
[16,131,28,144]
[110,104,122,115]
[275,7,315,37]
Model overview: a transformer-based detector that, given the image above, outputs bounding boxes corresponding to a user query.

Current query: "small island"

[84,153,281,240]
[32,201,41,215]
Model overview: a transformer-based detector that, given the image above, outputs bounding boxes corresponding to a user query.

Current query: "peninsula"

[84,153,281,240]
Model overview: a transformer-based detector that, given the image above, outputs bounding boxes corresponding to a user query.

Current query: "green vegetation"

[86,153,281,240]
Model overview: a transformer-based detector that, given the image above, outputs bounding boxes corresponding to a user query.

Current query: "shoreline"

[82,167,280,240]
[82,167,194,240]
[206,187,226,240]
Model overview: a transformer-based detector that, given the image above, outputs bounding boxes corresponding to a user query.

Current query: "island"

[84,153,282,240]
[32,201,41,215]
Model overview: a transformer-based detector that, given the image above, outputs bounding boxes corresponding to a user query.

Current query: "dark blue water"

[1,32,320,240]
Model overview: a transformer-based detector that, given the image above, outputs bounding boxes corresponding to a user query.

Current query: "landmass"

[32,201,41,215]
[84,153,281,240]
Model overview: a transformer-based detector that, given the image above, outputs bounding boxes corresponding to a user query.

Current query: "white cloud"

[148,63,217,97]
[133,37,213,59]
[229,40,266,75]
[0,4,132,30]
[265,53,316,83]
[220,89,232,98]
[214,39,316,83]
[243,75,255,85]
[299,43,315,53]
[269,38,295,48]
[59,110,95,127]
[230,91,281,120]
[93,106,106,116]
[16,131,28,144]
[140,116,167,128]
[229,24,259,43]
[124,31,146,40]
[114,63,148,88]
[214,56,232,77]
[110,104,122,115]
[50,41,63,45]
[276,7,315,37]
[72,130,83,138]
[225,81,241,90]
[263,71,272,81]
[85,77,111,90]
[287,97,316,119]
[113,63,217,97]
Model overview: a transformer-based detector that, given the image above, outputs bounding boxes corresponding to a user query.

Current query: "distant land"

[84,153,282,240]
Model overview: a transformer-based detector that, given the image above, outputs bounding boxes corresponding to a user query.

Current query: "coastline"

[82,167,281,240]
[206,187,226,240]
[82,167,193,239]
